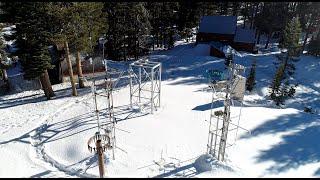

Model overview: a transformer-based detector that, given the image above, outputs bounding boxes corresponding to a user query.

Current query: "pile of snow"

[194,154,217,173]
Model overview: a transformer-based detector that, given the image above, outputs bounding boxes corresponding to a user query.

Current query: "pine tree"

[145,2,162,49]
[168,29,175,49]
[297,2,320,52]
[105,2,150,60]
[1,2,55,99]
[0,23,10,91]
[48,2,106,93]
[255,3,289,49]
[270,18,301,106]
[270,64,286,106]
[241,2,251,28]
[50,2,106,88]
[281,17,302,56]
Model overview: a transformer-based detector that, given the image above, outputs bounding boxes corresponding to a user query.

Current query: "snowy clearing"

[1,40,320,178]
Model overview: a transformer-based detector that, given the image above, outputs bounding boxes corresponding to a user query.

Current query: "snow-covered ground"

[0,39,319,178]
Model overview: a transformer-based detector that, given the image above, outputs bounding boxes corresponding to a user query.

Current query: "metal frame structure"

[206,52,250,162]
[129,59,162,114]
[101,74,117,160]
[86,58,126,162]
[102,59,131,92]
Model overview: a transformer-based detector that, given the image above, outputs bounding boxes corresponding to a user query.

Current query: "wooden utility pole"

[76,51,85,88]
[96,139,105,178]
[65,41,78,96]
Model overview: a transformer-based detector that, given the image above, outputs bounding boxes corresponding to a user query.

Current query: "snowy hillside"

[0,40,319,178]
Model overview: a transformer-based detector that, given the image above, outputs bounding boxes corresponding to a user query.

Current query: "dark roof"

[198,16,237,35]
[234,27,256,43]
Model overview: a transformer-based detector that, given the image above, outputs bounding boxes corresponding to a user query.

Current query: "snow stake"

[87,132,112,178]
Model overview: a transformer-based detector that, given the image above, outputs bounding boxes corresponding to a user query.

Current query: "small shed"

[197,16,237,44]
[196,15,257,56]
[233,28,256,53]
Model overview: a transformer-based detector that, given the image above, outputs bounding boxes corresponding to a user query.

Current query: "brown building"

[196,16,257,56]
[196,16,237,44]
[232,28,256,53]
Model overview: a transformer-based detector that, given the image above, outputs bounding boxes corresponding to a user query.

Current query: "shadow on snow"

[240,110,320,176]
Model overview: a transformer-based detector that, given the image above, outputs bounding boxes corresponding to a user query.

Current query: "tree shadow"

[240,110,320,176]
[0,84,94,109]
[0,102,146,147]
[148,43,226,86]
[0,112,96,146]
[314,168,320,177]
[0,72,112,109]
[258,124,320,175]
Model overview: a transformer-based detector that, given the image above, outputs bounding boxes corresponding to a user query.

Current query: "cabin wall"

[232,42,256,53]
[197,32,235,44]
[210,47,225,58]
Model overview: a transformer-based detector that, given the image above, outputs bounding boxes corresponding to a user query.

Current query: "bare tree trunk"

[224,2,229,15]
[257,31,261,44]
[252,3,259,29]
[136,39,139,60]
[1,68,8,82]
[152,35,155,51]
[65,41,78,96]
[76,51,85,88]
[302,31,310,52]
[39,69,55,100]
[232,2,238,16]
[250,3,257,29]
[157,32,160,47]
[250,19,254,29]
[1,68,10,91]
[243,3,248,29]
[265,32,272,49]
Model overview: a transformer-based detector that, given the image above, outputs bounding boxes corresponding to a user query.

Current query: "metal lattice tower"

[206,51,248,162]
[88,59,122,161]
[102,71,117,160]
[129,59,162,114]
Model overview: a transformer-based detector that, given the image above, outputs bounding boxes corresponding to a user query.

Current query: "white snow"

[0,39,320,178]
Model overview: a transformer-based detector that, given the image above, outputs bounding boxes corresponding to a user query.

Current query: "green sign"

[205,69,224,81]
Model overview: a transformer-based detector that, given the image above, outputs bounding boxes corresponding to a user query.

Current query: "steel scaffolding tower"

[102,73,117,160]
[129,59,162,114]
[206,51,248,162]
[102,59,130,92]
[88,59,124,161]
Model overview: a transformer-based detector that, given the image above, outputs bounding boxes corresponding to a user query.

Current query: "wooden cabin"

[196,16,237,44]
[232,28,257,53]
[196,16,257,56]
